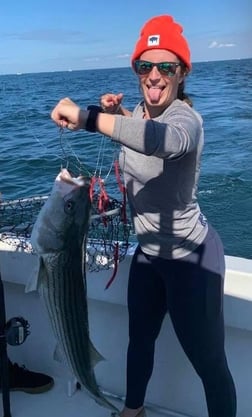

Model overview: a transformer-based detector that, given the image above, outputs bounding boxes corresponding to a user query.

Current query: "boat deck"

[5,376,191,417]
[1,250,252,417]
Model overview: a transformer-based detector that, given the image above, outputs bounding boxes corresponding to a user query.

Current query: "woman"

[51,15,236,417]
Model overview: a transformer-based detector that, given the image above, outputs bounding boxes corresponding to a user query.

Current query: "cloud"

[208,41,236,49]
[82,57,100,63]
[116,53,130,59]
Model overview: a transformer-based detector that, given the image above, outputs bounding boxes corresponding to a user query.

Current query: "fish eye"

[64,200,75,214]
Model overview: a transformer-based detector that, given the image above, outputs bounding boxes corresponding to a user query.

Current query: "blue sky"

[0,0,251,74]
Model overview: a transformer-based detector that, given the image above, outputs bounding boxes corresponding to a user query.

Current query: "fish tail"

[95,393,119,412]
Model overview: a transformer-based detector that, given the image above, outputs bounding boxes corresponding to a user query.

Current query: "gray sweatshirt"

[112,99,208,259]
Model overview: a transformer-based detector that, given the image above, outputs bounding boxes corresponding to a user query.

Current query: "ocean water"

[0,58,251,259]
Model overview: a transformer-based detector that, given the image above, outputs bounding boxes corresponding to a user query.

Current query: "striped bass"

[30,168,117,411]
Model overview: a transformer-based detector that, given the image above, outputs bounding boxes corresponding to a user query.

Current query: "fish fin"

[25,256,45,293]
[54,343,66,363]
[89,340,105,367]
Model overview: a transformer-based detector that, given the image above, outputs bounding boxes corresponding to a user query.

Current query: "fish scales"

[31,168,117,411]
[45,254,95,381]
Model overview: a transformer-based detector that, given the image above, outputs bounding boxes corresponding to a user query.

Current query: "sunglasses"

[133,60,180,76]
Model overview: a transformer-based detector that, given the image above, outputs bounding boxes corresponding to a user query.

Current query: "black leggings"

[126,225,237,417]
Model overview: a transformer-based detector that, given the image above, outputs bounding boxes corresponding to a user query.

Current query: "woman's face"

[137,49,185,118]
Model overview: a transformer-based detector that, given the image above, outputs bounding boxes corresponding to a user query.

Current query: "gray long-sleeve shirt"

[112,99,208,259]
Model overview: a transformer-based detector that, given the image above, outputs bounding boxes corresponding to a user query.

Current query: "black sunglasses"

[133,60,180,76]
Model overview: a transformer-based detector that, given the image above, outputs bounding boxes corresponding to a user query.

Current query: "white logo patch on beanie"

[147,35,160,46]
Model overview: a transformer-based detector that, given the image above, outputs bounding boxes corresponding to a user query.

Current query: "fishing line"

[22,112,71,171]
[94,135,120,183]
[94,134,107,177]
[23,110,84,174]
[20,104,122,194]
[22,114,51,154]
[59,126,69,169]
[58,127,93,177]
[20,96,116,183]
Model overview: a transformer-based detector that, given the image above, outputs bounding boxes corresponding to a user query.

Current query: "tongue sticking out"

[147,87,162,103]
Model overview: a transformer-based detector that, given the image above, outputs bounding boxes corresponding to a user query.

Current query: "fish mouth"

[57,168,87,187]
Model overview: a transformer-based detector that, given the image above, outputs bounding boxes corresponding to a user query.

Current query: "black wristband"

[86,105,103,132]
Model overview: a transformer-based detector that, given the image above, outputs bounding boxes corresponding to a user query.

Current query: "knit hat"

[131,15,192,71]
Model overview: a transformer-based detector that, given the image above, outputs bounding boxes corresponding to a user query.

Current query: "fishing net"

[0,196,47,253]
[0,132,134,288]
[0,191,132,281]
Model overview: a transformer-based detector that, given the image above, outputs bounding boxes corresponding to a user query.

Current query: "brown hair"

[177,62,193,107]
[177,80,193,107]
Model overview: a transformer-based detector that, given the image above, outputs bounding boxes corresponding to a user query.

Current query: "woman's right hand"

[51,97,86,130]
[100,93,123,114]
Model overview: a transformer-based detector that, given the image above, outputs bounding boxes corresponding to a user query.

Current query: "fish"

[30,168,117,411]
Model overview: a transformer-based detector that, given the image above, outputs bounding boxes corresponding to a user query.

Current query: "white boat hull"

[1,243,252,417]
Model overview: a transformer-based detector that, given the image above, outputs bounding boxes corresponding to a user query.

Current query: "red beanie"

[131,15,192,71]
